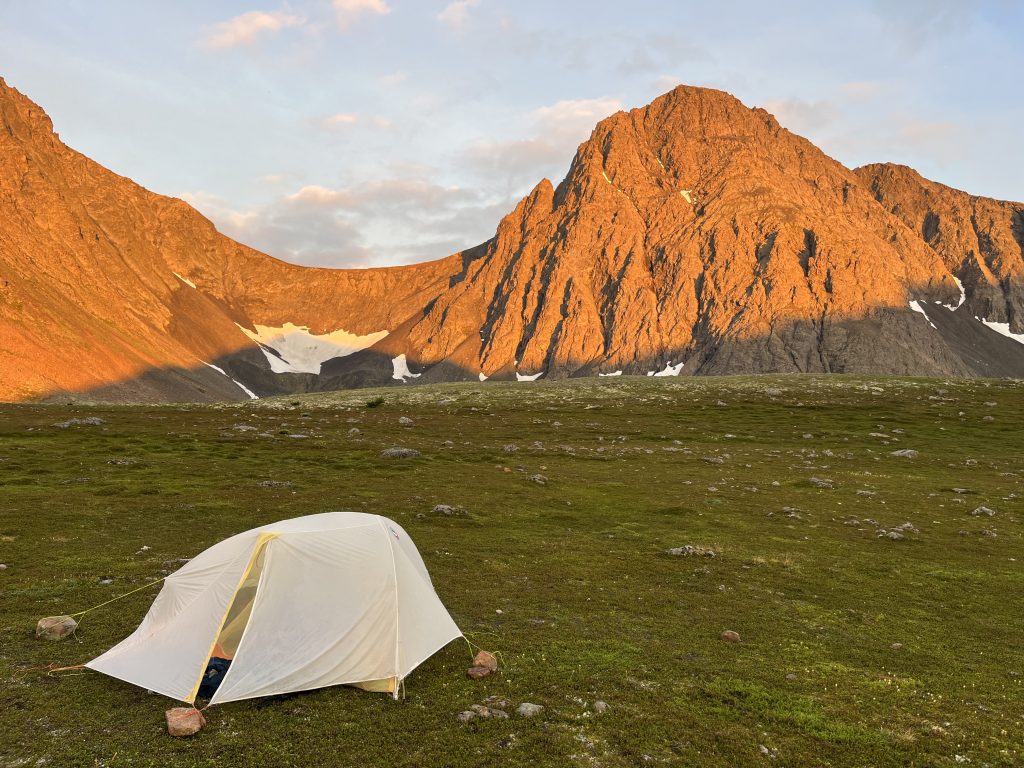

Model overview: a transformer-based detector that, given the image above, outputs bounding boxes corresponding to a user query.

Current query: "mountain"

[1,78,1022,402]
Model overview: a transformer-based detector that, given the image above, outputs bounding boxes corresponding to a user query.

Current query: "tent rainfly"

[86,512,462,705]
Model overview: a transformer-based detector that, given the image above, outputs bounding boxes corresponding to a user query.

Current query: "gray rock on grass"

[381,447,421,459]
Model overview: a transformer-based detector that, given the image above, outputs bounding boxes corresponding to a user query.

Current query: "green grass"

[1,374,1022,767]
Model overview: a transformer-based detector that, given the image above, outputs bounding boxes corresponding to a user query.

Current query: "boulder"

[36,615,77,640]
[166,707,206,737]
[517,702,544,717]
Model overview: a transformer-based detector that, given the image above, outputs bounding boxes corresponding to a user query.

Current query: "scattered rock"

[107,457,138,465]
[473,650,498,672]
[665,545,716,558]
[53,416,105,428]
[970,506,996,517]
[398,416,414,426]
[720,630,741,643]
[166,707,206,737]
[467,666,492,680]
[890,449,919,458]
[0,563,7,570]
[517,702,544,717]
[348,428,361,435]
[98,575,114,585]
[259,480,294,488]
[879,531,905,540]
[503,443,519,453]
[528,474,548,486]
[469,704,508,718]
[381,447,421,459]
[891,643,903,650]
[809,476,834,489]
[785,673,797,680]
[593,700,609,713]
[856,490,876,497]
[231,424,257,432]
[430,504,466,517]
[456,710,476,723]
[36,615,77,640]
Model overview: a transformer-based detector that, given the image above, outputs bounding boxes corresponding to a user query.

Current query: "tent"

[86,512,462,705]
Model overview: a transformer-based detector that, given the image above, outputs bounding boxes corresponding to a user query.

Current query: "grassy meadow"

[1,375,1022,767]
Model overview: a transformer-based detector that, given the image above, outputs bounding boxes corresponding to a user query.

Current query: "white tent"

[86,512,462,705]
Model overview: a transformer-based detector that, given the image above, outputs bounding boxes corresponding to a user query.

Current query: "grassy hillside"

[1,375,1022,767]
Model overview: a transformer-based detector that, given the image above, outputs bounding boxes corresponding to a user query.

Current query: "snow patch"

[980,318,1024,346]
[202,362,258,399]
[516,371,544,382]
[598,370,622,377]
[237,323,388,375]
[478,372,488,382]
[908,301,937,329]
[941,276,966,311]
[653,361,684,377]
[680,189,693,204]
[392,354,421,381]
[173,272,197,289]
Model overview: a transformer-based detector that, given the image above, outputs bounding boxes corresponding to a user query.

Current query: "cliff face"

[2,79,1022,402]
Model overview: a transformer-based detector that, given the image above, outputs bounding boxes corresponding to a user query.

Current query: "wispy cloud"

[761,98,839,136]
[321,113,359,128]
[199,10,305,50]
[438,0,479,31]
[333,0,390,31]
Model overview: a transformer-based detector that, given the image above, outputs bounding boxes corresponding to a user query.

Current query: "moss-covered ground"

[1,375,1022,767]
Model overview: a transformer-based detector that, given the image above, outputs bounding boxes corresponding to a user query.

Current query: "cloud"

[761,98,840,136]
[839,81,883,102]
[182,174,504,268]
[199,10,305,50]
[438,0,479,31]
[333,0,390,31]
[321,113,359,128]
[377,71,407,87]
[459,96,622,195]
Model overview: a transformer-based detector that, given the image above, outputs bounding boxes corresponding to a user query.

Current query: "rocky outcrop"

[1,78,1022,402]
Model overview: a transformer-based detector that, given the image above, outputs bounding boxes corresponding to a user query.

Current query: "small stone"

[970,506,996,517]
[809,476,833,489]
[348,428,360,435]
[528,474,548,485]
[503,443,519,453]
[517,702,544,717]
[381,447,421,459]
[785,673,797,680]
[473,650,498,672]
[36,615,78,640]
[891,642,903,650]
[398,416,414,426]
[456,710,476,723]
[720,630,741,643]
[0,563,7,570]
[890,449,919,458]
[593,700,609,713]
[467,666,492,680]
[665,545,716,558]
[166,707,206,737]
[431,504,466,517]
[880,530,905,540]
[98,576,114,585]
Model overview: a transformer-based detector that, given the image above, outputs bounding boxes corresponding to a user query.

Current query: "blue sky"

[1,0,1021,268]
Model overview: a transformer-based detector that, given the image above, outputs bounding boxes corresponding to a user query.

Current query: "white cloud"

[438,0,479,31]
[199,11,305,50]
[333,0,390,31]
[533,97,623,141]
[378,71,407,87]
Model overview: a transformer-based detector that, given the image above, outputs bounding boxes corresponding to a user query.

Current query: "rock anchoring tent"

[87,512,462,705]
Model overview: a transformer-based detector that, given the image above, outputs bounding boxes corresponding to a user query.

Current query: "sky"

[1,0,1021,269]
